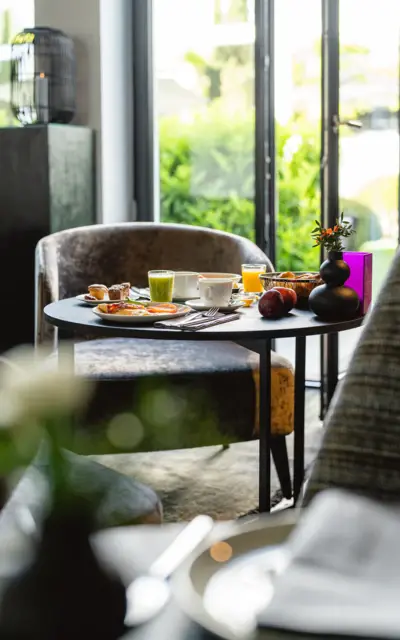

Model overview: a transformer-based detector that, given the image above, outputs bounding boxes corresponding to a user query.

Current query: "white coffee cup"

[173,271,199,299]
[198,278,233,307]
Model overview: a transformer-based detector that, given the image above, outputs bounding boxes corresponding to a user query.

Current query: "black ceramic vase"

[0,496,127,640]
[309,251,360,321]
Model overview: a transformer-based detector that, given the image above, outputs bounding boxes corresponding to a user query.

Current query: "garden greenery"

[159,106,321,271]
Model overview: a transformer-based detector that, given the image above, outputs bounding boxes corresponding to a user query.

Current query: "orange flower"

[333,225,339,232]
[326,228,333,235]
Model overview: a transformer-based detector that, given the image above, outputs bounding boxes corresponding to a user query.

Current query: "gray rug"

[92,391,322,522]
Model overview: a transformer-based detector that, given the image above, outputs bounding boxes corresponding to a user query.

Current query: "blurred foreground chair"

[36,223,295,501]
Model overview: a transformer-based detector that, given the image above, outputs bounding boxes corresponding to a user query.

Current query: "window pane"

[275,0,321,275]
[154,0,255,240]
[0,1,34,126]
[274,0,322,381]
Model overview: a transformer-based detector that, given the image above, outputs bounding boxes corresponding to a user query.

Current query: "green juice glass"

[148,270,175,302]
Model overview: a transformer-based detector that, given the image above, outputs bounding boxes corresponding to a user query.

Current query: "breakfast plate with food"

[77,282,132,306]
[93,301,191,324]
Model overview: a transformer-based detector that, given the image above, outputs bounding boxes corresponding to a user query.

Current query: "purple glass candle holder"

[343,251,373,315]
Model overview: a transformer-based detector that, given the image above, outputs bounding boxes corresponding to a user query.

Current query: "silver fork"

[180,307,219,327]
[179,306,219,327]
[204,307,219,318]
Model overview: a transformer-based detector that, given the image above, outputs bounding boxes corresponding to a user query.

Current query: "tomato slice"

[147,302,178,313]
[148,303,178,314]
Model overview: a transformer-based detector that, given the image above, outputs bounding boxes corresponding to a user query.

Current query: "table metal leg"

[320,332,339,420]
[326,332,339,408]
[293,336,306,503]
[58,328,75,372]
[259,338,271,512]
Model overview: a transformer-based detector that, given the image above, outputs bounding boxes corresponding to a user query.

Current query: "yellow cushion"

[252,352,294,437]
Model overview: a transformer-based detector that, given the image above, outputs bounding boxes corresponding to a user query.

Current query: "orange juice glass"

[242,264,266,293]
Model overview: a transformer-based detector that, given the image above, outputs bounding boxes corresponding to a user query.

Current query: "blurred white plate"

[172,514,297,640]
[92,304,191,324]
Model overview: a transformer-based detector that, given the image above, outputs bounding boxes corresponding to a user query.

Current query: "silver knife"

[183,313,240,331]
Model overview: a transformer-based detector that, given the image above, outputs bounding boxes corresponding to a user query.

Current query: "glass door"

[320,0,400,415]
[338,0,400,371]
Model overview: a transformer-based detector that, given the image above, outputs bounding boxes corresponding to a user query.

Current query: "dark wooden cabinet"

[0,124,95,351]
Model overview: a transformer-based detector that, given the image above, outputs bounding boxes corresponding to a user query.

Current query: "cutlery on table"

[183,311,239,331]
[180,307,219,327]
[124,514,214,627]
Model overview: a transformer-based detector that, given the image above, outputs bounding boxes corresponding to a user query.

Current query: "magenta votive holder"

[343,251,373,315]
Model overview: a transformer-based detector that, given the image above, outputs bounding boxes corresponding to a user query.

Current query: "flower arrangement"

[311,212,356,253]
[0,346,95,506]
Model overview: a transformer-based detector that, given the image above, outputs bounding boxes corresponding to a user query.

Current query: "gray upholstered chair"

[36,223,295,499]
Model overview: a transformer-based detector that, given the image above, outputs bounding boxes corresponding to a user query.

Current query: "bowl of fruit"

[259,271,322,309]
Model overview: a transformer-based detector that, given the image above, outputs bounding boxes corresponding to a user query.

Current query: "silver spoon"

[124,514,214,627]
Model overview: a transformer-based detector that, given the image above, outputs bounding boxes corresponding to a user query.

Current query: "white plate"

[76,294,111,306]
[172,514,297,640]
[186,300,244,312]
[92,303,191,324]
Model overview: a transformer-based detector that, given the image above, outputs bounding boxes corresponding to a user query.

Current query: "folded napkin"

[258,489,400,638]
[154,312,240,331]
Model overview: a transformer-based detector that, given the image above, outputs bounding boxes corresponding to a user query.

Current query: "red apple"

[258,290,285,319]
[273,287,297,313]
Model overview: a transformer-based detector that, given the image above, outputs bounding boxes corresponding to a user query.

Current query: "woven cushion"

[72,338,294,438]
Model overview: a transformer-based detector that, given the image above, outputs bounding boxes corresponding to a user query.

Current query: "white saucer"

[76,294,109,306]
[186,300,244,312]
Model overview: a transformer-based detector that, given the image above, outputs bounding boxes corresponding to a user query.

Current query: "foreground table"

[44,299,364,511]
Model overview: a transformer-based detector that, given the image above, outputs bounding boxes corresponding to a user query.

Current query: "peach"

[258,290,285,319]
[273,287,297,313]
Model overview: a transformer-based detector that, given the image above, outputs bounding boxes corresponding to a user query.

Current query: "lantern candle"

[35,72,49,123]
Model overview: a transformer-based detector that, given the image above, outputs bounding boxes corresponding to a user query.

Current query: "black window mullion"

[132,0,155,222]
[255,0,275,266]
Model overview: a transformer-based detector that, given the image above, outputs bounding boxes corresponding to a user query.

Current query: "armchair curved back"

[35,222,273,344]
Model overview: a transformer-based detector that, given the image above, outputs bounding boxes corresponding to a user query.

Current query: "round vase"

[309,251,360,321]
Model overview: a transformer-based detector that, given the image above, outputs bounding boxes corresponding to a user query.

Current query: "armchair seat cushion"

[72,338,294,439]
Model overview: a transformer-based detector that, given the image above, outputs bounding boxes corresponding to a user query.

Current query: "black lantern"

[10,27,76,126]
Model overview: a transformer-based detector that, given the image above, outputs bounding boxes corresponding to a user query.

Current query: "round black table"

[44,299,364,512]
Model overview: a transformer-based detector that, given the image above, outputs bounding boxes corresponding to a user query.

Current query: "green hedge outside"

[159,106,321,271]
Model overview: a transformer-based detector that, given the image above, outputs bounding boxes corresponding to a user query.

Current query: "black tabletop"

[44,298,365,342]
